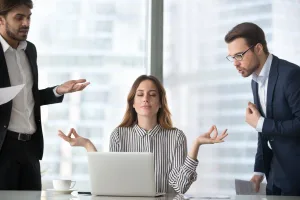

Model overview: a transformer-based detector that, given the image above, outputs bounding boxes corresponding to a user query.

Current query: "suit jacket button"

[4,125,7,128]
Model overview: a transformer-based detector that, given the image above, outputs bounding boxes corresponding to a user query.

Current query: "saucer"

[46,188,76,194]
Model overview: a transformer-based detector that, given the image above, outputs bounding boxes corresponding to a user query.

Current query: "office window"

[80,106,106,120]
[81,90,109,103]
[95,2,116,16]
[30,0,149,190]
[164,0,300,195]
[47,105,70,120]
[80,73,110,84]
[57,1,81,15]
[77,126,104,141]
[95,21,114,33]
[164,0,278,195]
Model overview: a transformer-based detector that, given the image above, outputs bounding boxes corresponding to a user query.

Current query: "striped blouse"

[109,124,198,194]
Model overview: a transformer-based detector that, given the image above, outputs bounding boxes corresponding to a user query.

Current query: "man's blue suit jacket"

[251,55,300,192]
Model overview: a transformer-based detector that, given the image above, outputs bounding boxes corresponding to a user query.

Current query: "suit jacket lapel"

[25,45,38,84]
[252,79,267,118]
[0,43,11,88]
[266,55,279,118]
[252,80,260,108]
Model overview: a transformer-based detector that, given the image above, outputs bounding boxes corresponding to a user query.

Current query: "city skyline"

[27,0,300,194]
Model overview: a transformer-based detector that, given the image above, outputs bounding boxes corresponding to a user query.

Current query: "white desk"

[0,190,299,200]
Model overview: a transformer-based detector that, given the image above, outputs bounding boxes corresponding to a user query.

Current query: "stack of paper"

[235,179,266,195]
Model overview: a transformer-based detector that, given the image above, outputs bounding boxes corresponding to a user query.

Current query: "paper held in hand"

[0,84,25,105]
[235,179,267,195]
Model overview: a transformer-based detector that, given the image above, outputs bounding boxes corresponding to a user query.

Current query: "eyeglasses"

[226,45,254,62]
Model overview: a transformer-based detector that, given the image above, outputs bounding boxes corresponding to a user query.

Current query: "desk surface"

[0,190,299,200]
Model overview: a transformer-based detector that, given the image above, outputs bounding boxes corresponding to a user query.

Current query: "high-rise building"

[28,0,300,194]
[29,0,148,189]
[164,0,273,194]
[272,0,300,65]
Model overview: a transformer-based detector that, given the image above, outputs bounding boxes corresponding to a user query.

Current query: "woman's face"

[133,80,161,118]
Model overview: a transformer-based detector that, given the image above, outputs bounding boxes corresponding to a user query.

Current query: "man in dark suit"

[0,0,89,190]
[224,22,300,196]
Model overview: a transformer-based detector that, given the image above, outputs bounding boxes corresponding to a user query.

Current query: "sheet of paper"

[235,179,266,195]
[0,84,25,105]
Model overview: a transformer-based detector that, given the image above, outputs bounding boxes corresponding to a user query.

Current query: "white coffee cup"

[53,179,76,190]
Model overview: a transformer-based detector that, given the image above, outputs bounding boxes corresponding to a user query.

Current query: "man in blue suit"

[224,22,300,196]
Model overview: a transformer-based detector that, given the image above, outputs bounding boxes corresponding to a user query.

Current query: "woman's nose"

[143,95,149,102]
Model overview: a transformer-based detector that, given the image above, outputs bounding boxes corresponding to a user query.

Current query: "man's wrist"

[255,117,264,132]
[53,85,63,97]
[253,172,264,177]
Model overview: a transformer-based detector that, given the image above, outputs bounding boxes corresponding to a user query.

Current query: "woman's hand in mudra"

[58,128,89,147]
[58,128,97,152]
[195,125,228,145]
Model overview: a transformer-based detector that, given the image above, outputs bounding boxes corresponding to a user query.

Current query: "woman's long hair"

[118,75,173,129]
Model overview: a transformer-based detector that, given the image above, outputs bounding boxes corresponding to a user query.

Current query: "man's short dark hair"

[224,22,269,54]
[0,0,33,16]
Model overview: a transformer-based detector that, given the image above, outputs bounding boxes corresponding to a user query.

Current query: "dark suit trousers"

[0,132,41,190]
[266,184,300,196]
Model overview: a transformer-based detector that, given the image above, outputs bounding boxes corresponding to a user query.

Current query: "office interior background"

[28,0,300,195]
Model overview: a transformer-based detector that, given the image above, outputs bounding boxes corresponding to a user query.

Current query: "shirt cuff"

[255,117,264,132]
[253,172,264,177]
[183,156,199,172]
[53,86,63,97]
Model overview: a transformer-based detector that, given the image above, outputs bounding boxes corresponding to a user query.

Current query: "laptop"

[87,152,165,197]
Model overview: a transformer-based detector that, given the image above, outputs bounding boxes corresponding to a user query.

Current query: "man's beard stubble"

[6,23,28,41]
